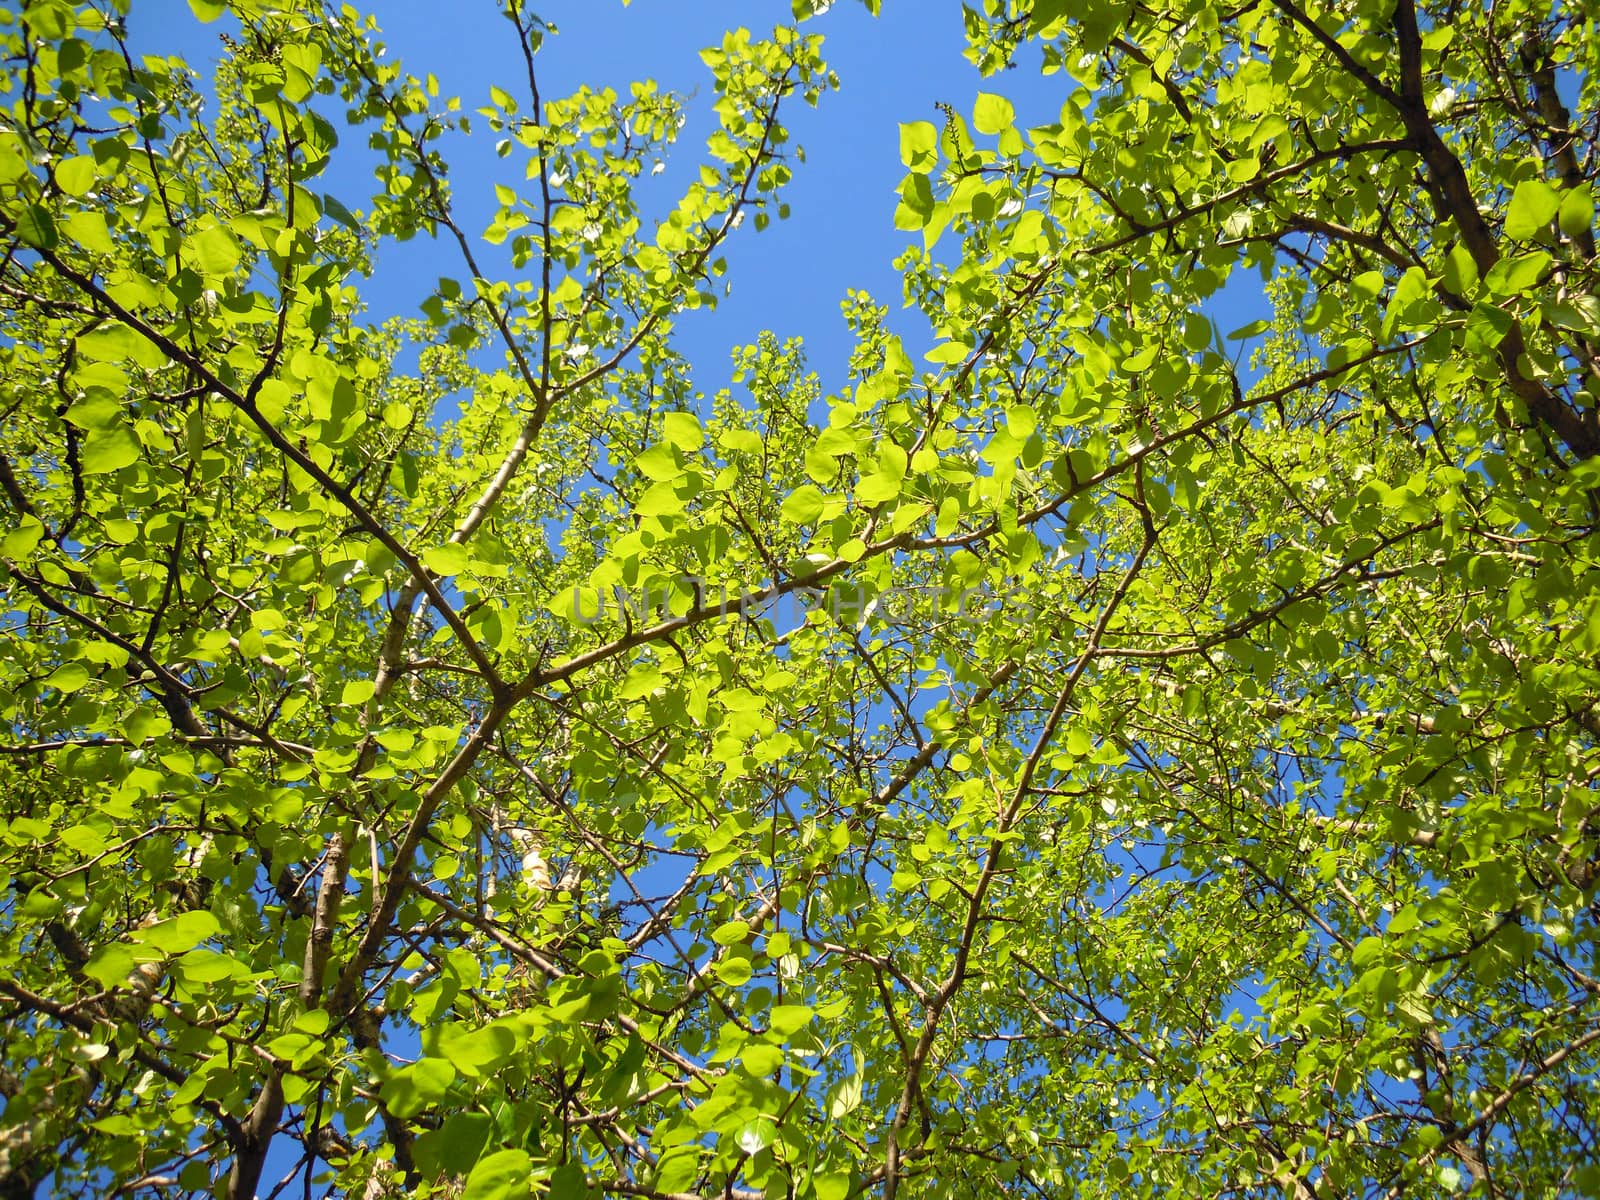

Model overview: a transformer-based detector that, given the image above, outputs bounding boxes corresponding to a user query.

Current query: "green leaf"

[857,466,902,504]
[175,948,249,984]
[1442,243,1479,296]
[15,205,58,250]
[619,660,663,700]
[322,192,362,232]
[654,1148,701,1194]
[2,515,44,559]
[973,92,1015,135]
[342,679,376,706]
[381,1058,458,1121]
[1505,179,1560,240]
[828,1072,863,1117]
[663,411,703,450]
[634,443,683,482]
[123,707,171,743]
[82,942,148,987]
[925,340,971,364]
[740,1043,784,1081]
[899,172,935,222]
[44,663,91,693]
[1005,405,1038,439]
[1351,935,1385,968]
[634,479,691,518]
[66,395,123,431]
[1028,0,1071,33]
[781,484,826,525]
[90,1115,139,1136]
[78,323,167,369]
[877,443,908,482]
[462,1148,532,1200]
[55,156,97,197]
[1465,300,1515,347]
[548,1163,589,1200]
[434,1023,517,1076]
[81,425,141,475]
[768,1004,813,1036]
[433,1112,493,1177]
[1559,185,1594,238]
[134,910,222,955]
[187,221,242,277]
[1484,250,1550,297]
[899,121,938,173]
[423,544,470,576]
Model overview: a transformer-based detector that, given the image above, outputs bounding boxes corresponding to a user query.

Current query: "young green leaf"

[1505,178,1561,240]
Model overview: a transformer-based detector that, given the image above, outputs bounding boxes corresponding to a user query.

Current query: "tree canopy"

[2,0,1599,1197]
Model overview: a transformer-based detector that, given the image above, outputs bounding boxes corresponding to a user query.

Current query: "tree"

[1,0,1598,1195]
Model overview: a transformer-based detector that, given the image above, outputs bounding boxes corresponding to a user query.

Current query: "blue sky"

[147,1,1096,400]
[346,0,1066,384]
[145,0,1271,404]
